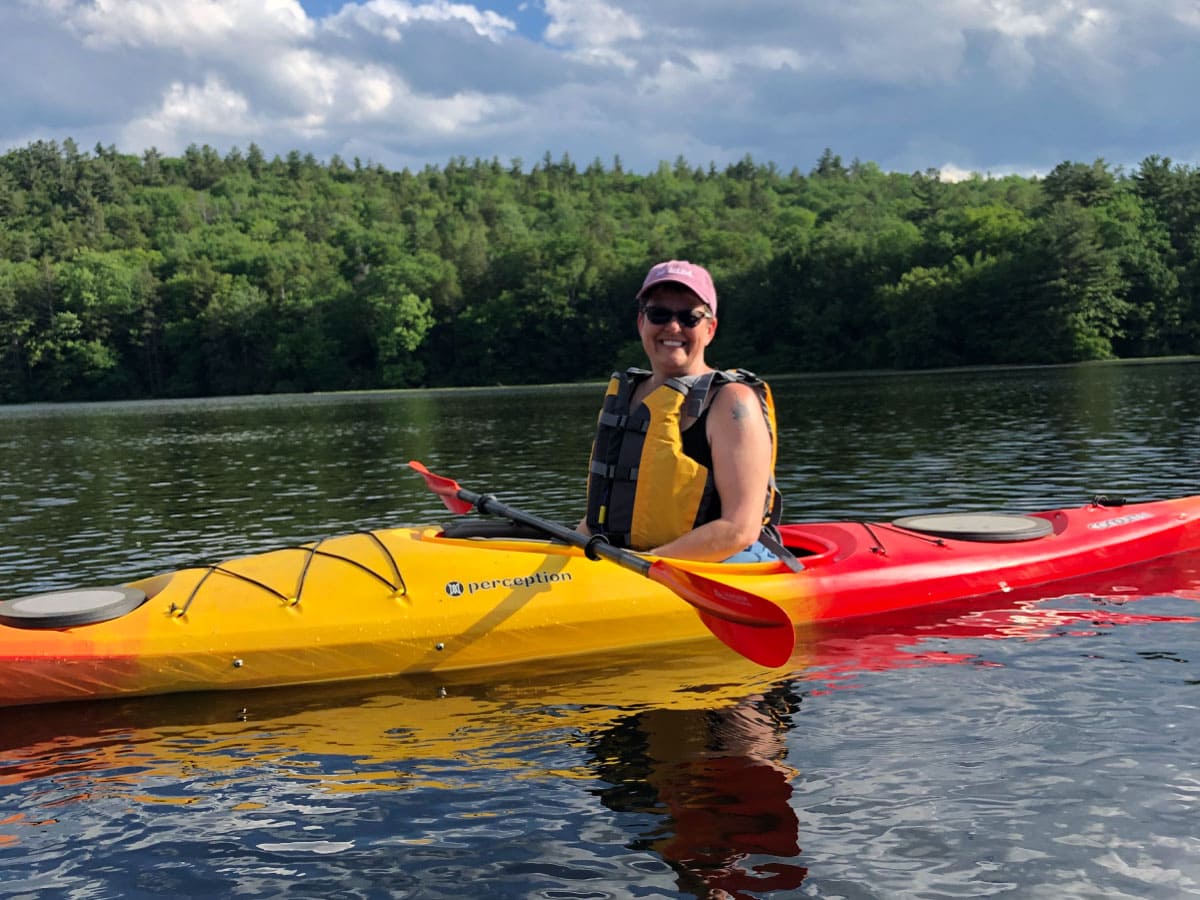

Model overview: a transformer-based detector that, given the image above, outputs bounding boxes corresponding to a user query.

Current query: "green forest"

[2,139,1198,403]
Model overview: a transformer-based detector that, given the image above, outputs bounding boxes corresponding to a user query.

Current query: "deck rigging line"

[169,530,407,617]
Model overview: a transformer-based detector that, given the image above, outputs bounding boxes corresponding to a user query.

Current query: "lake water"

[2,361,1199,898]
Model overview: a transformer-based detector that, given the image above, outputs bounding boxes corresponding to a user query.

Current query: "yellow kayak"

[5,481,1200,707]
[0,525,794,706]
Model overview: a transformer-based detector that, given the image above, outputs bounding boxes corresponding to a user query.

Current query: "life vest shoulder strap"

[682,368,766,419]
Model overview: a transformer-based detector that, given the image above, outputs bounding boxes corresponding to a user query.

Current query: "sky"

[3,0,1200,179]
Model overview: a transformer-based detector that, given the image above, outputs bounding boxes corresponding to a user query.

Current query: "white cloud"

[347,72,396,119]
[121,76,254,151]
[543,0,642,47]
[937,163,978,182]
[323,0,516,42]
[268,48,348,116]
[65,0,312,51]
[1173,0,1200,30]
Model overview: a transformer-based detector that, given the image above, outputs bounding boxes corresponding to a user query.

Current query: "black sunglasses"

[640,305,712,328]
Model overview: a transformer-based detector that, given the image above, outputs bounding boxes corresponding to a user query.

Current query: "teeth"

[663,340,685,347]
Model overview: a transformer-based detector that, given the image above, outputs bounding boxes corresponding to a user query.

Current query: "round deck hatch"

[0,586,147,629]
[892,513,1053,542]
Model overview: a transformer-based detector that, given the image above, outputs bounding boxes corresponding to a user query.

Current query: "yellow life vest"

[584,367,782,551]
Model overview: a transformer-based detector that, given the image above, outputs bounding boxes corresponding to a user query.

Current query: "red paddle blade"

[408,460,473,514]
[647,560,795,667]
[696,610,795,668]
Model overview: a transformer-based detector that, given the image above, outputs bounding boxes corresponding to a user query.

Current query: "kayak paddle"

[408,460,795,667]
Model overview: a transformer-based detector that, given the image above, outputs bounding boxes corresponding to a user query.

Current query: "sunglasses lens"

[642,307,707,327]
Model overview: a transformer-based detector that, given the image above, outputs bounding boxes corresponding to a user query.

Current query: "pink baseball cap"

[636,260,717,315]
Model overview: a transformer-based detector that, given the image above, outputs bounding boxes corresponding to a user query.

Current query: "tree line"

[1,139,1198,403]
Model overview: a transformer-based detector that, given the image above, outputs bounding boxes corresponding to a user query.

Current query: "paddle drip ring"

[584,533,611,560]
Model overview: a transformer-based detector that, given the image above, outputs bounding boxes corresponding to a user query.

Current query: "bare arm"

[648,382,772,561]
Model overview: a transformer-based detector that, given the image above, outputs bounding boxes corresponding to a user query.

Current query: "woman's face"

[638,285,717,377]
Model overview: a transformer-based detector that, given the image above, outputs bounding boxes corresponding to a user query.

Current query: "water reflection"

[590,688,807,898]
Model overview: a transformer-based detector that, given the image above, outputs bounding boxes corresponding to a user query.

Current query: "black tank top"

[680,406,721,519]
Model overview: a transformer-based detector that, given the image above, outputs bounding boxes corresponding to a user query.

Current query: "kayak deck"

[3,494,1200,706]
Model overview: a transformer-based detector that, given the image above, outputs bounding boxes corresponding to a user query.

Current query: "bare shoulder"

[711,381,760,416]
[708,381,767,434]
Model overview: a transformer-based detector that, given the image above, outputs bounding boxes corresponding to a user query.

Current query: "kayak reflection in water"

[588,683,807,898]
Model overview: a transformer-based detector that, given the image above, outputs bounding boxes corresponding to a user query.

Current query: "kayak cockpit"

[436,516,840,568]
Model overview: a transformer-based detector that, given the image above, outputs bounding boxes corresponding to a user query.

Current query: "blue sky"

[3,1,1199,179]
[300,0,549,39]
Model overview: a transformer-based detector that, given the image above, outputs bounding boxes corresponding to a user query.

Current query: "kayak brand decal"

[444,571,573,597]
[1087,511,1153,530]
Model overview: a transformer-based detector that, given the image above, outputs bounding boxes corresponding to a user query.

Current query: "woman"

[582,260,788,564]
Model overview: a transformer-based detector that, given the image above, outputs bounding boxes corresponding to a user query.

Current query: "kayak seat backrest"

[440,519,570,542]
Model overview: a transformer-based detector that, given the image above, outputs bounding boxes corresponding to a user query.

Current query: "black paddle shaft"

[460,489,652,577]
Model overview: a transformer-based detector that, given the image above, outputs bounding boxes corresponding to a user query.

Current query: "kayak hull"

[4,495,1200,706]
